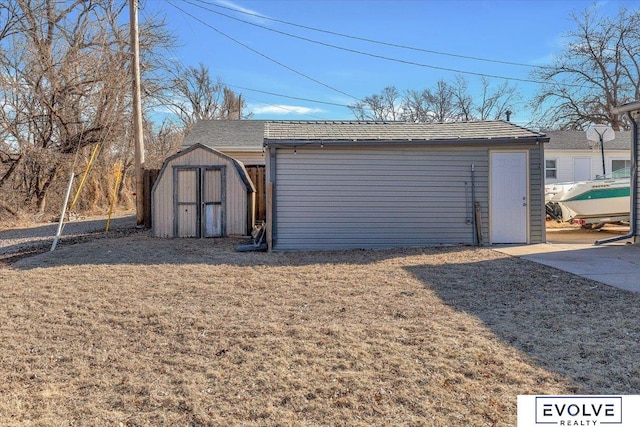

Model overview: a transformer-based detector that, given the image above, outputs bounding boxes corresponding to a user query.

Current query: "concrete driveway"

[494,225,640,293]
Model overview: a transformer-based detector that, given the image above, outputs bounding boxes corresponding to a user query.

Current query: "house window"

[545,159,557,179]
[612,159,631,172]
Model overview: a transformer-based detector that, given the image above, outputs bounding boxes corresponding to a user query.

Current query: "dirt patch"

[0,213,141,268]
[1,229,639,426]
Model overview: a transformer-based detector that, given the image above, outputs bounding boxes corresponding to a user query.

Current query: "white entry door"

[574,158,592,181]
[491,152,528,243]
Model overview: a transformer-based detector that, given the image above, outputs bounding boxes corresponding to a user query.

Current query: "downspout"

[471,163,476,245]
[595,109,638,245]
[266,146,277,251]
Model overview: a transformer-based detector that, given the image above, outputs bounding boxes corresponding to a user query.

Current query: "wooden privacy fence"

[246,165,266,223]
[143,168,160,228]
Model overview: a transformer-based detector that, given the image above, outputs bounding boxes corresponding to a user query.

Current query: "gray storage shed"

[264,121,549,251]
[152,143,255,238]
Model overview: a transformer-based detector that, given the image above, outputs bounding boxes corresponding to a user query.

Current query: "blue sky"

[142,0,639,126]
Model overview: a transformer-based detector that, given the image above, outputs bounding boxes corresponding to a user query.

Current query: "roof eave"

[264,136,549,148]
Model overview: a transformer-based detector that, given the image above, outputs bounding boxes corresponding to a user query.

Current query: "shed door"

[175,166,225,238]
[176,168,199,237]
[490,152,528,244]
[202,168,224,237]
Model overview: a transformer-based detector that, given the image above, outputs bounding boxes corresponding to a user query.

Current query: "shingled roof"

[263,120,547,144]
[182,120,265,150]
[182,120,548,149]
[544,130,631,150]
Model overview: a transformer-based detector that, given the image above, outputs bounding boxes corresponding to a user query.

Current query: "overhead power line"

[227,85,351,108]
[190,0,549,70]
[181,0,561,86]
[166,1,363,103]
[140,5,355,116]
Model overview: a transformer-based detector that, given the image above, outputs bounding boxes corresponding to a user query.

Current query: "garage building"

[264,121,549,250]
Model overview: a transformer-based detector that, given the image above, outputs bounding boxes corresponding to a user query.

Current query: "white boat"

[545,168,630,228]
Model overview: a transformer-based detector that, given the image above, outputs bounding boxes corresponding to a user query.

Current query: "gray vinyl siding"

[529,143,546,244]
[273,146,491,250]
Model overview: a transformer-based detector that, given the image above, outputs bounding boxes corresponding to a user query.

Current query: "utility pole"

[130,0,145,225]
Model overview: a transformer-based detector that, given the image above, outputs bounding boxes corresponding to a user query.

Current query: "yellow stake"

[69,143,100,213]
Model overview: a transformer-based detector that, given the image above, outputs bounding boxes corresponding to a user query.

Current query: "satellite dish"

[586,125,615,175]
[586,125,615,143]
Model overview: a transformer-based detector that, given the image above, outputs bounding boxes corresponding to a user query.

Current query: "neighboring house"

[544,130,631,184]
[151,144,255,238]
[182,120,266,166]
[263,120,548,250]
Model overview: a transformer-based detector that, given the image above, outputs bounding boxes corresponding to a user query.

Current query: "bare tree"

[0,1,21,42]
[0,0,173,216]
[401,80,458,123]
[402,88,431,122]
[476,77,519,121]
[356,77,519,124]
[349,86,401,121]
[145,119,184,169]
[164,62,248,132]
[0,0,122,212]
[452,76,474,122]
[222,87,243,120]
[427,80,457,122]
[530,5,640,130]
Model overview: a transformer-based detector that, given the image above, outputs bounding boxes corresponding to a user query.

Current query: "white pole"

[51,172,75,251]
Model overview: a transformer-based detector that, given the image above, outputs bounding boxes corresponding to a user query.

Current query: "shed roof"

[264,120,547,143]
[544,130,631,150]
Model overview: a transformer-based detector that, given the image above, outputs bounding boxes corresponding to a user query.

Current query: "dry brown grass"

[1,232,639,426]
